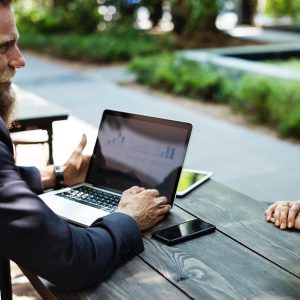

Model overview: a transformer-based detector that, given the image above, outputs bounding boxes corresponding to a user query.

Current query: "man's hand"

[116,186,171,232]
[40,134,91,189]
[63,134,91,186]
[265,201,300,230]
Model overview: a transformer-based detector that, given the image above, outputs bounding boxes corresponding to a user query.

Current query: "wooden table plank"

[47,256,190,300]
[141,206,300,300]
[175,180,300,278]
[14,86,68,122]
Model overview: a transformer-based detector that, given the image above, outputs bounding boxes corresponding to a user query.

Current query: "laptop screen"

[86,110,192,203]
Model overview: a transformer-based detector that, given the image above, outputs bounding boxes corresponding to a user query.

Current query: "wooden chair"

[0,257,12,300]
[11,130,50,165]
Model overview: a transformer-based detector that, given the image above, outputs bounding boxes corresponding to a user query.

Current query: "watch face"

[55,165,63,172]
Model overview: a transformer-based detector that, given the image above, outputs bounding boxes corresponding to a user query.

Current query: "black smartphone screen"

[152,219,216,245]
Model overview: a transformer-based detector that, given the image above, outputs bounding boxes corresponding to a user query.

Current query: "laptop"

[40,110,192,227]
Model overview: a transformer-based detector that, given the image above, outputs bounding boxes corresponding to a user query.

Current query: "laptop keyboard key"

[57,186,121,212]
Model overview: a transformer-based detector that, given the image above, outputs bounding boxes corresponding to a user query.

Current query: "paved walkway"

[14,53,300,203]
[228,26,300,43]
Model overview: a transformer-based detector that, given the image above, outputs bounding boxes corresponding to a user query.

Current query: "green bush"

[15,0,101,34]
[265,0,300,18]
[129,54,229,102]
[267,80,300,136]
[129,53,300,138]
[18,29,175,63]
[231,74,300,136]
[231,74,277,123]
[16,6,66,34]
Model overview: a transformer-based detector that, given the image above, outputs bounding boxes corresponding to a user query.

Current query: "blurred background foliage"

[14,0,224,34]
[15,0,103,34]
[13,0,260,61]
[129,54,300,137]
[265,0,300,18]
[14,0,300,53]
[12,0,300,138]
[14,0,300,35]
[14,0,300,54]
[168,0,225,33]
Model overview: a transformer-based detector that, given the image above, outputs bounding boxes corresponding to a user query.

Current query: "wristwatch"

[54,165,64,189]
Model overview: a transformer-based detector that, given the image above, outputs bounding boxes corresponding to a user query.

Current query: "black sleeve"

[17,166,43,194]
[0,125,144,291]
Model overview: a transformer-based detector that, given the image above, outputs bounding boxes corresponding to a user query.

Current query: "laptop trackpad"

[41,195,109,227]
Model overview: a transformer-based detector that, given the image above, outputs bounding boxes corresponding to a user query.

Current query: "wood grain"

[175,180,300,277]
[48,256,189,300]
[141,206,300,299]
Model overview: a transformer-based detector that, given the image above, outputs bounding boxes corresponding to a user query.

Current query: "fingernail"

[280,223,286,229]
[266,216,270,221]
[275,220,280,226]
[288,222,293,228]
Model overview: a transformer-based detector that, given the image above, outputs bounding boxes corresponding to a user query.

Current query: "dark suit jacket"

[0,118,143,291]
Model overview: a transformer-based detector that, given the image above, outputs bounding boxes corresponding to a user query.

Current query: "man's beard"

[0,68,16,128]
[0,87,16,128]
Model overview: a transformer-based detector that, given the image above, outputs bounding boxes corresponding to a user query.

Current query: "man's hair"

[0,0,12,6]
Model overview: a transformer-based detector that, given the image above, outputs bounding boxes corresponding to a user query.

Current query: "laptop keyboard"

[57,186,121,213]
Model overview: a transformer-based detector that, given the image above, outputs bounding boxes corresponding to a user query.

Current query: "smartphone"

[176,168,213,197]
[152,219,216,245]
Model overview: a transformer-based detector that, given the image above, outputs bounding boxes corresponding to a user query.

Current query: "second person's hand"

[265,201,300,230]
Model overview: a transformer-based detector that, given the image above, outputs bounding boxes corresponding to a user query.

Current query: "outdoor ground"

[176,30,259,48]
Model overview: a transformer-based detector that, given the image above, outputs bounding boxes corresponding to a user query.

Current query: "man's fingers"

[129,186,140,191]
[127,188,160,197]
[125,186,144,195]
[132,186,143,192]
[157,204,171,216]
[75,134,87,154]
[82,155,91,166]
[150,189,160,197]
[155,215,165,223]
[156,196,168,206]
[134,187,145,194]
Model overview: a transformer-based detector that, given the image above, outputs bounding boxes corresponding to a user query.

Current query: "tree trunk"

[149,0,163,28]
[237,0,258,25]
[171,0,219,34]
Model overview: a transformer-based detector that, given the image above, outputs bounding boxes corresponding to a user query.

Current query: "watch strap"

[54,165,64,189]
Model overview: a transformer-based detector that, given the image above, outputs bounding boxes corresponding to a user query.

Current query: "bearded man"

[0,0,170,291]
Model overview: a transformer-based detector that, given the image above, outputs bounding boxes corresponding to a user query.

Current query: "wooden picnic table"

[44,179,300,299]
[10,86,69,164]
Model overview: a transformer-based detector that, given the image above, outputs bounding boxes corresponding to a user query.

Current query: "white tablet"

[176,168,213,197]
